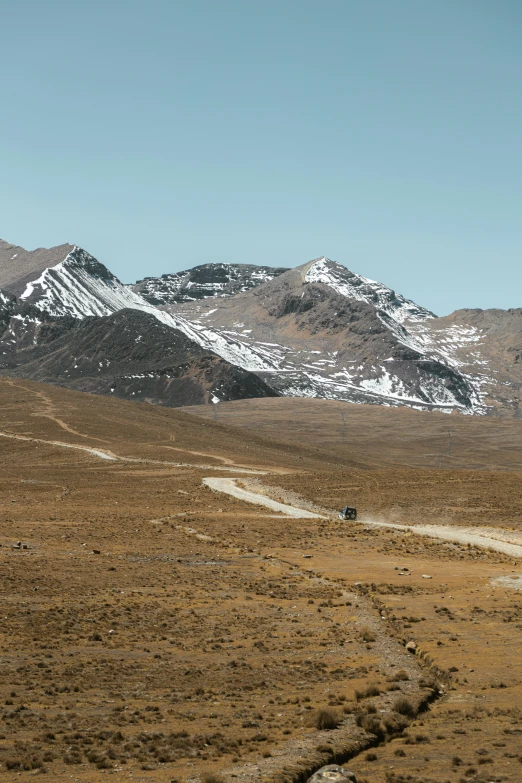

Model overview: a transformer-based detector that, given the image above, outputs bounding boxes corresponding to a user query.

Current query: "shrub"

[393,697,415,717]
[202,774,225,783]
[316,744,333,753]
[419,676,438,690]
[355,683,381,701]
[383,712,409,736]
[360,714,386,741]
[63,752,82,764]
[311,708,342,730]
[390,670,409,682]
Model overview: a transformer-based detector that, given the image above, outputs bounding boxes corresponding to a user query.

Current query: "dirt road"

[0,431,117,460]
[363,519,522,558]
[203,476,326,518]
[204,475,522,557]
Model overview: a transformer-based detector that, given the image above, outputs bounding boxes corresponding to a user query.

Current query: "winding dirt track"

[4,420,520,558]
[0,431,266,473]
[362,520,522,558]
[203,477,326,518]
[0,431,117,460]
[204,477,522,558]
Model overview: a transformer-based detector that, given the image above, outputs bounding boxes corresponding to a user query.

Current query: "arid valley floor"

[1,380,521,783]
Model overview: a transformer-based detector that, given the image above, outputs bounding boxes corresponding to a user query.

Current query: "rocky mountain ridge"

[0,244,278,407]
[165,259,488,414]
[1,240,520,415]
[132,262,289,305]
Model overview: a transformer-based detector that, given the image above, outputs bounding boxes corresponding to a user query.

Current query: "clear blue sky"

[1,1,521,315]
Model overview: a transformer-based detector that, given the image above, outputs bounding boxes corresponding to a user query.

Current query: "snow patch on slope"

[133,263,289,305]
[13,247,493,415]
[305,257,435,324]
[21,247,150,319]
[303,258,489,412]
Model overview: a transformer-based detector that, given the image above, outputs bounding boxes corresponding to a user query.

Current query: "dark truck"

[339,506,357,521]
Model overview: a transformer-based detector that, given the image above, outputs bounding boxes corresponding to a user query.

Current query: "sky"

[1,0,521,315]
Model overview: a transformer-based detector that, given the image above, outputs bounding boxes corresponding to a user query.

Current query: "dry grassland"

[182,397,522,472]
[0,380,521,783]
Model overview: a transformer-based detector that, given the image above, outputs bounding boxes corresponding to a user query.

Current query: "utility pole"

[340,411,348,441]
[438,428,454,468]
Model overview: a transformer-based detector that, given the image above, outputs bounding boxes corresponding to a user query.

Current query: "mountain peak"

[0,239,75,297]
[304,256,436,323]
[17,245,150,319]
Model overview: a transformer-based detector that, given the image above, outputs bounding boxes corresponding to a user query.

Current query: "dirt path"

[0,431,117,461]
[203,476,326,518]
[0,430,270,474]
[363,520,522,558]
[162,440,284,472]
[3,379,110,442]
[206,476,522,558]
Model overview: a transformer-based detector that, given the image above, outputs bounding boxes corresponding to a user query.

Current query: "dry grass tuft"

[393,696,416,717]
[355,683,382,701]
[310,708,342,730]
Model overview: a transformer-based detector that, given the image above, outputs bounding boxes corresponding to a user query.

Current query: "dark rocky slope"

[0,301,277,407]
[132,262,289,305]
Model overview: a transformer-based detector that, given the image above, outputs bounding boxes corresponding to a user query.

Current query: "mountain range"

[1,238,520,415]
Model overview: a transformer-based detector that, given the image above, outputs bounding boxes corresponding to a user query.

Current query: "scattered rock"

[422,574,432,579]
[307,765,357,782]
[405,640,417,653]
[92,549,101,555]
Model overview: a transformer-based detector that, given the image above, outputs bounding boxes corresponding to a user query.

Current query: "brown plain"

[1,380,521,783]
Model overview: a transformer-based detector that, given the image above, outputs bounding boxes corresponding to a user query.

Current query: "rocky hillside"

[132,262,289,305]
[164,258,488,414]
[0,306,276,407]
[1,239,520,415]
[0,241,278,408]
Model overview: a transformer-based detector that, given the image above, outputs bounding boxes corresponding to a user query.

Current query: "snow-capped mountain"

[304,257,436,324]
[0,243,279,407]
[161,258,489,414]
[1,241,520,415]
[18,246,152,318]
[131,262,289,305]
